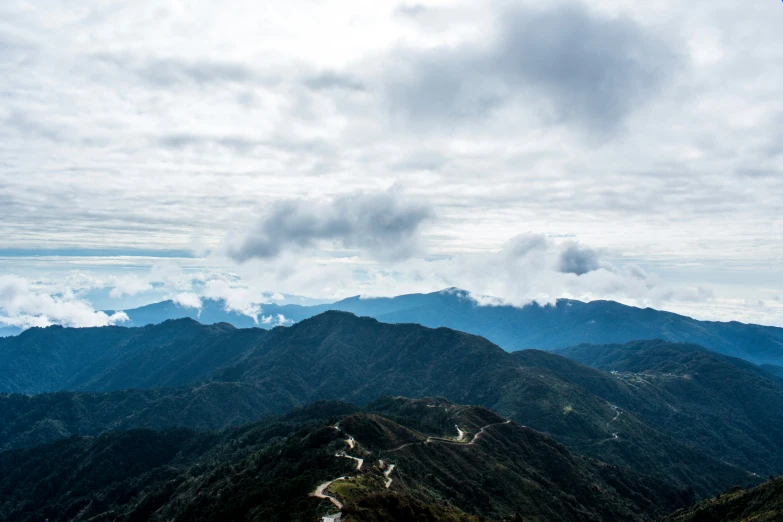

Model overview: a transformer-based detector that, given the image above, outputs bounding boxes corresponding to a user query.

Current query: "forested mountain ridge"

[113,289,783,365]
[0,319,266,394]
[661,477,783,522]
[0,398,693,522]
[0,312,774,498]
[524,341,783,477]
[0,383,274,452]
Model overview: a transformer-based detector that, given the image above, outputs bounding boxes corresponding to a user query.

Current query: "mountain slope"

[0,319,267,394]
[662,478,783,522]
[0,398,692,522]
[203,313,770,495]
[761,364,783,380]
[549,340,783,476]
[116,289,783,365]
[330,291,783,365]
[336,402,691,521]
[0,402,357,522]
[0,383,277,452]
[0,312,766,498]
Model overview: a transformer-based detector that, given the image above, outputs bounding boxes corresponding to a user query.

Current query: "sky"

[1,0,782,330]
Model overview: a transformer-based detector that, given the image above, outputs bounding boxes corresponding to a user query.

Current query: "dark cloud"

[229,190,433,262]
[495,4,678,131]
[385,3,679,133]
[558,242,603,275]
[386,54,503,125]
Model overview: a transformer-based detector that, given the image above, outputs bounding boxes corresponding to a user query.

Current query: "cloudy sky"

[1,0,782,330]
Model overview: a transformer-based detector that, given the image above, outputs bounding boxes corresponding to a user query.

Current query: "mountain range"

[0,397,694,522]
[2,312,781,504]
[112,289,783,366]
[0,326,22,338]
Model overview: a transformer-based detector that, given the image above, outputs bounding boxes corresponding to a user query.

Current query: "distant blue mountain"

[116,289,783,366]
[0,326,22,338]
[117,299,260,329]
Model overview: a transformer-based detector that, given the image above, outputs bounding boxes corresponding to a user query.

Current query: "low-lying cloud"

[228,189,433,262]
[450,234,709,308]
[0,275,128,329]
[0,269,296,332]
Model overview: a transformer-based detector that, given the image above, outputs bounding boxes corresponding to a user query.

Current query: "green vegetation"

[761,364,783,379]
[119,289,783,365]
[1,313,777,499]
[0,402,356,522]
[0,383,274,451]
[341,411,690,521]
[662,477,783,522]
[551,340,783,477]
[0,398,691,522]
[0,319,267,394]
[343,492,485,522]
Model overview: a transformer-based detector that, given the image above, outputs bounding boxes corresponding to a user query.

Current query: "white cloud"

[340,234,716,310]
[201,278,264,321]
[108,274,154,298]
[0,0,781,326]
[260,314,292,326]
[172,292,202,309]
[0,275,128,329]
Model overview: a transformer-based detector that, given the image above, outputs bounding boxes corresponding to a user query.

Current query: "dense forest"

[0,398,693,522]
[2,314,780,498]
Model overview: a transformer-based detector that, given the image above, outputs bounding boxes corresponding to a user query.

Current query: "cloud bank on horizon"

[1,0,782,329]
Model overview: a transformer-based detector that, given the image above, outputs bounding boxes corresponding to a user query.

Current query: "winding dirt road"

[313,418,512,509]
[386,420,511,453]
[311,425,362,510]
[601,404,622,442]
[607,405,622,427]
[337,452,364,470]
[311,477,346,509]
[384,464,396,488]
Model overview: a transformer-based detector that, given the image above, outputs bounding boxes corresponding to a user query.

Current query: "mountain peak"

[437,287,472,298]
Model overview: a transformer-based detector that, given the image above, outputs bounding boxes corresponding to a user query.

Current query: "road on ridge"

[386,420,512,453]
[311,478,345,509]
